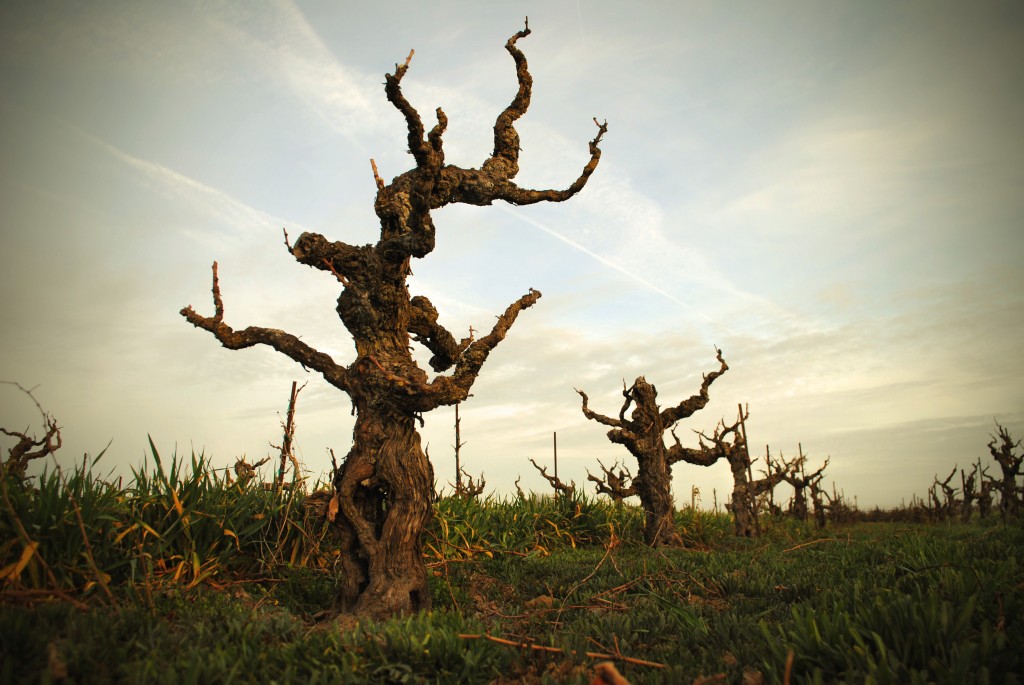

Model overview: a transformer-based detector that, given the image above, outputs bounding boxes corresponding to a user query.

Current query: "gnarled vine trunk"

[988,424,1023,520]
[672,407,791,538]
[777,454,829,524]
[577,350,728,546]
[182,21,606,619]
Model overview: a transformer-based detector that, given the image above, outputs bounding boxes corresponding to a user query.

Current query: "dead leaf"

[591,661,631,685]
[47,642,68,681]
[741,668,764,685]
[524,595,556,610]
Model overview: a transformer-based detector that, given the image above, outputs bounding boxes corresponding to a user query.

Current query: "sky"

[1,0,1022,509]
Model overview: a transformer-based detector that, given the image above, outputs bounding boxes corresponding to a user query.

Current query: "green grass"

[1,442,334,596]
[2,447,1022,684]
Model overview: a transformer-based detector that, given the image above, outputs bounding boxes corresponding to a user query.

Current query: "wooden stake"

[276,380,300,491]
[553,431,558,481]
[454,403,463,493]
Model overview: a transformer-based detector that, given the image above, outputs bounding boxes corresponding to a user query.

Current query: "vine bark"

[181,21,606,619]
[577,350,728,546]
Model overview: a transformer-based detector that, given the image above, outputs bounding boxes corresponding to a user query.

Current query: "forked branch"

[660,348,728,425]
[453,468,486,499]
[180,263,351,391]
[422,288,542,408]
[576,388,625,429]
[488,119,607,206]
[586,459,637,503]
[530,458,575,498]
[0,382,62,479]
[378,20,607,213]
[385,48,438,170]
[666,425,720,467]
[481,19,533,180]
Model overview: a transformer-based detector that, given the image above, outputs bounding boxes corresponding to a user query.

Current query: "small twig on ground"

[0,588,89,610]
[692,674,728,684]
[457,633,667,669]
[555,527,618,624]
[781,537,840,554]
[442,560,461,613]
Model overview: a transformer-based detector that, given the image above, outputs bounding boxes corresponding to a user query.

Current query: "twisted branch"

[660,347,728,425]
[0,382,62,479]
[421,288,542,409]
[180,263,350,391]
[530,458,575,498]
[586,459,637,502]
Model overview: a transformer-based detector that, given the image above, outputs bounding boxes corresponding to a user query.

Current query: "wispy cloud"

[498,204,710,320]
[711,116,945,231]
[56,117,309,246]
[202,0,381,148]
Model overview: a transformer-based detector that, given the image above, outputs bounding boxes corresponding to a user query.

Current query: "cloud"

[710,116,944,233]
[200,0,383,149]
[75,124,309,247]
[497,204,704,316]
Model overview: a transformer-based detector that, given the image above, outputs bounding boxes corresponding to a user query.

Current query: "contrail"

[64,114,721,327]
[576,0,586,49]
[52,115,309,239]
[498,205,716,324]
